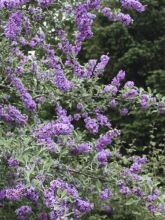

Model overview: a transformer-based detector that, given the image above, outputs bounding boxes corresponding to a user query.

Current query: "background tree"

[80,0,165,93]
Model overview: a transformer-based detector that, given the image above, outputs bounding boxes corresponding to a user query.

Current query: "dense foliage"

[0,1,165,220]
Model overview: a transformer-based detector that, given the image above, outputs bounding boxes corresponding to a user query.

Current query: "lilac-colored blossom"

[132,187,144,197]
[5,184,26,201]
[96,129,120,151]
[75,199,93,213]
[7,72,36,111]
[0,105,28,125]
[147,204,157,213]
[26,187,39,202]
[37,0,55,7]
[73,113,81,121]
[103,85,118,94]
[4,12,23,40]
[0,190,6,200]
[7,157,19,167]
[121,0,145,12]
[15,205,32,219]
[119,185,131,196]
[96,149,111,166]
[116,12,133,26]
[84,117,99,134]
[72,143,92,154]
[94,55,110,75]
[99,188,113,200]
[101,7,114,21]
[0,0,30,9]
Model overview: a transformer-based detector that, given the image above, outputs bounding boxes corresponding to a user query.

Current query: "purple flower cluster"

[54,68,72,91]
[130,156,147,174]
[103,84,118,94]
[58,30,79,56]
[121,0,145,12]
[116,12,133,26]
[95,128,120,166]
[96,129,120,151]
[75,198,93,213]
[7,73,36,111]
[86,0,101,10]
[132,187,144,197]
[103,70,125,94]
[1,184,39,204]
[109,99,118,108]
[0,0,29,9]
[99,188,113,200]
[84,117,99,134]
[123,88,138,100]
[50,179,79,197]
[101,7,133,26]
[117,158,148,198]
[147,189,160,202]
[101,7,114,21]
[28,6,43,21]
[44,45,72,91]
[117,181,131,196]
[29,35,44,48]
[96,149,111,166]
[4,12,23,40]
[44,179,93,217]
[94,55,110,76]
[37,0,55,7]
[34,106,73,150]
[95,113,111,128]
[147,203,157,214]
[15,205,32,220]
[124,81,135,88]
[73,58,97,78]
[121,157,147,184]
[71,143,92,155]
[73,113,81,121]
[0,189,6,200]
[158,102,165,114]
[0,104,28,125]
[7,157,19,167]
[5,184,26,201]
[140,94,150,109]
[26,187,39,202]
[76,103,84,110]
[120,185,131,196]
[75,2,95,42]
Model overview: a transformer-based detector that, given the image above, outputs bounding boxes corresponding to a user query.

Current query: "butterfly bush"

[0,0,165,219]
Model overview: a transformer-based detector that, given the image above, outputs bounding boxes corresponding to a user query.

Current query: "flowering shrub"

[0,0,165,219]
